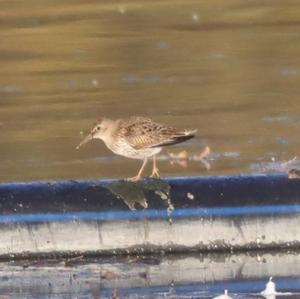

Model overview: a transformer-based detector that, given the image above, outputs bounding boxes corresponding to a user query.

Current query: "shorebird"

[77,116,196,181]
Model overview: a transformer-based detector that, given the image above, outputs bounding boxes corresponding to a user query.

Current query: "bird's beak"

[76,133,93,149]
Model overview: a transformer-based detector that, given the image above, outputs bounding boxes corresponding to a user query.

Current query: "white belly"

[105,139,162,160]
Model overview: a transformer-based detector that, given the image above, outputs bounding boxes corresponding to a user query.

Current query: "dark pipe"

[0,174,300,258]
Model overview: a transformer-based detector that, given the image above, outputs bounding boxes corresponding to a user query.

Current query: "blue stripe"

[0,204,300,223]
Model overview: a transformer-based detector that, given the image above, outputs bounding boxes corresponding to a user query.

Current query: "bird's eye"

[97,126,101,130]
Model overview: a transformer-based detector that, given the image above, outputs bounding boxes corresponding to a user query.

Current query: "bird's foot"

[150,167,160,178]
[126,175,142,182]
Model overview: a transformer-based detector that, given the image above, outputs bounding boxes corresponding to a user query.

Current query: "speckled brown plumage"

[77,116,197,181]
[118,117,196,149]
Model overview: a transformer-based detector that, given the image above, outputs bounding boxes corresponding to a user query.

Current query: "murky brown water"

[1,0,300,182]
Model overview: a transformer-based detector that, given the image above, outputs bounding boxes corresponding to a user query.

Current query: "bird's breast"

[104,139,161,160]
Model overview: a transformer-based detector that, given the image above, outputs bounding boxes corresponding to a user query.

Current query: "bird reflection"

[104,178,170,211]
[168,146,211,170]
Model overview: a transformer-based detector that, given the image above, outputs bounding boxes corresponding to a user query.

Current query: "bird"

[76,116,197,181]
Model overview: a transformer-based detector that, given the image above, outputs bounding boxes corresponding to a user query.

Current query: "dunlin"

[77,116,196,181]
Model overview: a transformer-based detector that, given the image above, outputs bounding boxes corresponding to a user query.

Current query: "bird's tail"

[152,129,197,147]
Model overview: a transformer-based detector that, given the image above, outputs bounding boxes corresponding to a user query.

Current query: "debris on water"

[213,289,233,299]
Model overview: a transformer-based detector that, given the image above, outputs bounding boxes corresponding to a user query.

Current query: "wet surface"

[1,1,300,298]
[1,251,300,298]
[1,0,300,182]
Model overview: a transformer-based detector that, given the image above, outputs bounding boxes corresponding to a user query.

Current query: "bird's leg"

[127,158,148,182]
[150,155,160,178]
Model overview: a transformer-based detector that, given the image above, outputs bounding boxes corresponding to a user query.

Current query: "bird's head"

[76,118,112,149]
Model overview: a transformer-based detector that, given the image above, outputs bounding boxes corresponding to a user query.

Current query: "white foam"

[213,289,233,299]
[261,277,293,298]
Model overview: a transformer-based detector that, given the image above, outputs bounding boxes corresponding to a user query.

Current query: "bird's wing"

[119,117,196,150]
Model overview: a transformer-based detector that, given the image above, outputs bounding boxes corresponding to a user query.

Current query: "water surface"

[1,251,300,298]
[1,0,300,182]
